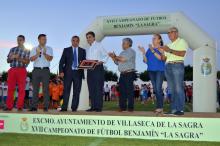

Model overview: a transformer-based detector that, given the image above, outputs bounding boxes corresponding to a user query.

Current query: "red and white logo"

[0,120,4,129]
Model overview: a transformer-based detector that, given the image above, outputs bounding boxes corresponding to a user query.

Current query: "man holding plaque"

[86,31,108,112]
[59,36,86,112]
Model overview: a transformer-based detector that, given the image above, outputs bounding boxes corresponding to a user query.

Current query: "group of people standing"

[109,27,188,116]
[4,34,53,112]
[2,27,189,116]
[138,27,188,115]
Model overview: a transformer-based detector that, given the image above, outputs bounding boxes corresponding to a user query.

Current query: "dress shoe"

[29,108,37,112]
[60,109,67,112]
[128,109,134,112]
[95,109,102,112]
[86,108,94,112]
[43,108,48,112]
[3,107,12,111]
[174,111,184,116]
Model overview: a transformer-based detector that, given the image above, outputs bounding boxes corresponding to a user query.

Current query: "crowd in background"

[1,78,220,110]
[104,82,194,104]
[0,76,64,110]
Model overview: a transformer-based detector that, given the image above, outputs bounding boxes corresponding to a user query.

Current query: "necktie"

[73,48,77,69]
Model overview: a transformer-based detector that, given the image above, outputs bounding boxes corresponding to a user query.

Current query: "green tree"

[217,71,220,80]
[0,71,8,82]
[184,65,193,81]
[104,66,118,81]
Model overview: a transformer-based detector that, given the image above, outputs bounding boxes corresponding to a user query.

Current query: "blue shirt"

[145,48,165,71]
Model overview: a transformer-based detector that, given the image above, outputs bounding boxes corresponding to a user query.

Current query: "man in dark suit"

[59,36,86,111]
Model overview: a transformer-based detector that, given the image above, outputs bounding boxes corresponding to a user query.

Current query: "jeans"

[165,63,185,112]
[148,71,164,109]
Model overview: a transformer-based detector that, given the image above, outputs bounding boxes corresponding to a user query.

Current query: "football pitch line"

[88,138,105,146]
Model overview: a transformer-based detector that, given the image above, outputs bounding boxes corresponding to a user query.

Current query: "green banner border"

[0,113,220,142]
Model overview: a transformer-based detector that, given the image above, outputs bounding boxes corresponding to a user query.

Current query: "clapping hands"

[108,52,116,58]
[9,53,19,60]
[138,46,145,55]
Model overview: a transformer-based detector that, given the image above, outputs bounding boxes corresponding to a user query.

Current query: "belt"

[34,67,49,70]
[11,67,26,68]
[167,60,184,64]
[121,69,135,74]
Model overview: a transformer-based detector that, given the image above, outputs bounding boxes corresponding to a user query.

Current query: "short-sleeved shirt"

[165,38,189,62]
[145,48,165,71]
[30,46,53,68]
[116,48,136,72]
[7,47,30,68]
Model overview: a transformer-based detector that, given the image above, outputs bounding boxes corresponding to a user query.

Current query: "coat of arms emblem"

[201,57,212,76]
[20,117,29,131]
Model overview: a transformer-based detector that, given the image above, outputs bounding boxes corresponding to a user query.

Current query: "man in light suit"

[59,36,86,112]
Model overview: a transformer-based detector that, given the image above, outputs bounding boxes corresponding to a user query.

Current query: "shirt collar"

[172,37,180,44]
[91,41,96,46]
[72,46,78,49]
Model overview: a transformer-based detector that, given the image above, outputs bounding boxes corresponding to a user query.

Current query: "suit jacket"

[59,46,86,79]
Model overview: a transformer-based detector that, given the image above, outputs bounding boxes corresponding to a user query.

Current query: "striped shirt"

[7,47,30,68]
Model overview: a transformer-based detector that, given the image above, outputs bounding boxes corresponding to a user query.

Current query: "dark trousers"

[104,92,110,101]
[62,70,82,111]
[31,68,50,109]
[87,64,104,110]
[148,71,165,109]
[119,72,135,110]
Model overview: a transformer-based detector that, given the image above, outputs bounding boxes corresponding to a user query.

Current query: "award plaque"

[78,60,98,69]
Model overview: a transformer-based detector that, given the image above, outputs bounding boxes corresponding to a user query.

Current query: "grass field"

[0,101,219,146]
[0,133,220,146]
[102,100,193,112]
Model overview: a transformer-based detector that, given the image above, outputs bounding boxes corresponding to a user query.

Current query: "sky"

[0,0,219,74]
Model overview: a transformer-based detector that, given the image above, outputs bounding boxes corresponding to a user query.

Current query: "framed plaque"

[78,60,98,69]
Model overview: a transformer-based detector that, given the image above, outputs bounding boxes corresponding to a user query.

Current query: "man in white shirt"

[86,31,108,112]
[29,34,53,112]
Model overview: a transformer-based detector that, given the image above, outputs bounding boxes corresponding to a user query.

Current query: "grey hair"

[169,27,179,32]
[122,38,133,47]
